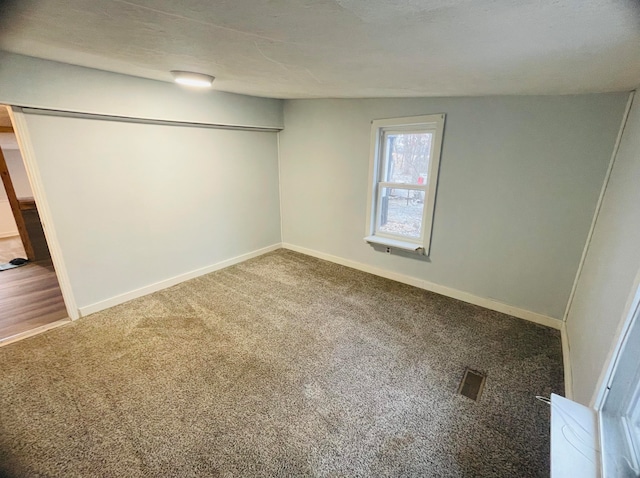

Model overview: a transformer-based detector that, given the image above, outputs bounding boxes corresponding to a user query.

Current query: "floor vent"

[458,368,486,401]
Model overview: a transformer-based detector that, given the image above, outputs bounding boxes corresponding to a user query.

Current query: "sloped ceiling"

[1,0,639,99]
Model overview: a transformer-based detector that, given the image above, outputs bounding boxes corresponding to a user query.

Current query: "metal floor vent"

[458,368,486,401]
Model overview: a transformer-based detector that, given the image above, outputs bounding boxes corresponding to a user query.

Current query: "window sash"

[375,128,435,244]
[378,182,428,191]
[375,190,426,245]
[374,184,428,244]
[379,128,436,185]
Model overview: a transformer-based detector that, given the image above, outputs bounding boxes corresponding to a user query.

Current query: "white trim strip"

[78,243,282,317]
[371,114,445,129]
[276,132,284,243]
[18,107,283,133]
[282,242,561,330]
[562,91,635,322]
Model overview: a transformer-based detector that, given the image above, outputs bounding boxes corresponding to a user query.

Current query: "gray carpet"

[0,250,563,477]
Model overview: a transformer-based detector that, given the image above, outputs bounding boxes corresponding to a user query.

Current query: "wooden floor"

[0,260,68,341]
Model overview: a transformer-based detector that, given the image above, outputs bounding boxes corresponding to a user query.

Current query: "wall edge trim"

[561,321,573,399]
[562,91,636,323]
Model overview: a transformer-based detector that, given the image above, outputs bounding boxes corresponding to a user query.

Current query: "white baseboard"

[282,242,562,330]
[78,241,562,333]
[561,321,573,399]
[0,231,19,239]
[78,243,282,317]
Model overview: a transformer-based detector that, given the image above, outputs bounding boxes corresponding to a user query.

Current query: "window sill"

[364,235,425,254]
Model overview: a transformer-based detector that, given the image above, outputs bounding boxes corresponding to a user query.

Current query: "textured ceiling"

[1,0,639,98]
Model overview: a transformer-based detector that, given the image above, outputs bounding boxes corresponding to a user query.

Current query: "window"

[365,114,445,255]
[599,288,640,477]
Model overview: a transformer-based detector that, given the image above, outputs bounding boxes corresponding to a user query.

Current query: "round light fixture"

[171,71,215,88]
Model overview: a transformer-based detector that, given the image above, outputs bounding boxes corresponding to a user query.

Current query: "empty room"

[0,1,639,477]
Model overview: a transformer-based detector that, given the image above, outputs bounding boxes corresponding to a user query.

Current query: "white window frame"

[596,279,640,477]
[551,274,640,477]
[364,114,445,255]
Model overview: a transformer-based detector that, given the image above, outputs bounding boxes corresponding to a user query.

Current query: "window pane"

[384,132,433,184]
[377,187,424,239]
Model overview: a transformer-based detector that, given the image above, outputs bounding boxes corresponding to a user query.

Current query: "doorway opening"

[0,105,69,344]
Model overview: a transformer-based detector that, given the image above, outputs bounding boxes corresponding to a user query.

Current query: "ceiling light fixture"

[171,71,215,88]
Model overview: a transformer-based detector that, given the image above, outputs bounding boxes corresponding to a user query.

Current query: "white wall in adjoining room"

[0,195,18,238]
[0,141,29,238]
[0,147,17,236]
[565,95,640,405]
[278,94,629,322]
[20,112,282,312]
[4,148,33,198]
